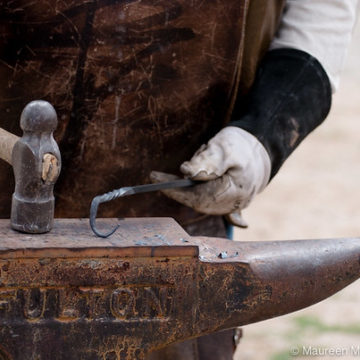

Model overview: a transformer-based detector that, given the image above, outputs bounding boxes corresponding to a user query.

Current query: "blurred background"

[234,16,360,360]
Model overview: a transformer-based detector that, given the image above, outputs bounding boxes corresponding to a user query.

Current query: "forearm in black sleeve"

[230,48,332,179]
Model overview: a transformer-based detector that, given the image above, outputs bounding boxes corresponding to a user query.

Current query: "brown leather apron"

[0,1,284,357]
[0,0,242,222]
[0,0,284,226]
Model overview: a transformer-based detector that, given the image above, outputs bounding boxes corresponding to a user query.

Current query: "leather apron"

[0,0,284,358]
[0,0,283,225]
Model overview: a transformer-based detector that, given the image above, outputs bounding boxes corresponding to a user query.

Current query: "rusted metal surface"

[0,218,359,359]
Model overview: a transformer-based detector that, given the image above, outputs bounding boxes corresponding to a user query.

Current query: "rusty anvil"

[0,218,359,359]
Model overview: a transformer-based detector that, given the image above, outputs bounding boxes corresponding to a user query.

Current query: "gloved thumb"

[225,210,248,228]
[180,143,228,181]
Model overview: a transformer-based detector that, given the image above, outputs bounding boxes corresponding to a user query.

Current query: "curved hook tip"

[90,197,120,238]
[92,224,120,238]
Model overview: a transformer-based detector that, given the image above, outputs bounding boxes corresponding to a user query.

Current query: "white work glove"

[150,127,271,227]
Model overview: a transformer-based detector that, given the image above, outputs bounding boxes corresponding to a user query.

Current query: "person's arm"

[271,0,359,92]
[152,1,359,227]
[231,0,359,178]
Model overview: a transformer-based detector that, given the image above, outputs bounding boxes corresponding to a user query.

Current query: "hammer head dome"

[20,100,57,132]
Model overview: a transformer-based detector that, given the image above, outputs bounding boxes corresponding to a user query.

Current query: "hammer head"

[11,100,61,234]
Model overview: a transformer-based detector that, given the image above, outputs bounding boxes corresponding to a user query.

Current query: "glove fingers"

[150,171,202,210]
[152,172,240,214]
[151,171,251,226]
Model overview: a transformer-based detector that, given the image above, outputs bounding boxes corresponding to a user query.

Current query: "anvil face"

[0,218,359,360]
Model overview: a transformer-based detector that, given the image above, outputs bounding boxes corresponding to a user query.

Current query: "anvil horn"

[192,236,360,334]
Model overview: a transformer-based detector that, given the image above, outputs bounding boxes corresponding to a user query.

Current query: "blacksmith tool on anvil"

[1,102,360,360]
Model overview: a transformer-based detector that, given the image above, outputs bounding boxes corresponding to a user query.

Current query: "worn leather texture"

[0,0,285,227]
[238,0,286,96]
[0,0,246,224]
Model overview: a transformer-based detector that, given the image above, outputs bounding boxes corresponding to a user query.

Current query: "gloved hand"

[152,48,332,227]
[150,126,271,227]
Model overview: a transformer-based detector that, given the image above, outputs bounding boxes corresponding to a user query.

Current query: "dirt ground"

[233,18,360,360]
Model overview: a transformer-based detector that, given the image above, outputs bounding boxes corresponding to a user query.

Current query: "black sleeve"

[229,48,332,179]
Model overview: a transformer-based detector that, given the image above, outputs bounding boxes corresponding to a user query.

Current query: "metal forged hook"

[89,179,196,238]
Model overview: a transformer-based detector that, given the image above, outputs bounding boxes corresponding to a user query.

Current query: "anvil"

[0,218,359,360]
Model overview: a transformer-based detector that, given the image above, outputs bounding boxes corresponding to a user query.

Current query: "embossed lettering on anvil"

[0,286,174,322]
